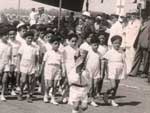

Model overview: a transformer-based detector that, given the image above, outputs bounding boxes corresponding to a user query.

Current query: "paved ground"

[0,77,149,113]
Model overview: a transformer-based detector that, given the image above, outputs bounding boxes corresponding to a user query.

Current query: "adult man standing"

[129,18,150,83]
[37,7,49,25]
[29,8,38,26]
[125,14,141,73]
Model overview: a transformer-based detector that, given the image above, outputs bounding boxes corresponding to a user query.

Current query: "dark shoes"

[26,95,33,103]
[17,95,23,101]
[140,74,147,78]
[103,93,109,104]
[148,76,150,83]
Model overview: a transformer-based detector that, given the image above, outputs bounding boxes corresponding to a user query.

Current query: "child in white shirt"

[0,27,12,101]
[103,35,127,107]
[62,34,79,103]
[40,35,64,105]
[86,37,102,107]
[17,31,39,103]
[97,34,108,96]
[8,26,21,96]
[80,33,93,52]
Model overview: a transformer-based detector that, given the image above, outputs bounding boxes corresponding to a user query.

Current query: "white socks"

[72,110,79,113]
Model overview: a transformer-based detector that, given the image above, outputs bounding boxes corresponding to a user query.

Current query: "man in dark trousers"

[129,18,150,83]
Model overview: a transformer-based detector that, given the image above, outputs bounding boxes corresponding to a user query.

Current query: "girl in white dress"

[62,34,79,103]
[103,35,127,107]
[86,37,101,107]
[64,34,79,84]
[97,34,108,96]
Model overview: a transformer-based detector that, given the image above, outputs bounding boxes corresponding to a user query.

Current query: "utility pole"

[17,0,21,20]
[58,0,62,31]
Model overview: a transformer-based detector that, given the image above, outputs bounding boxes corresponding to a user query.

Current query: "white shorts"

[69,85,88,104]
[44,64,61,81]
[20,61,36,75]
[0,64,10,73]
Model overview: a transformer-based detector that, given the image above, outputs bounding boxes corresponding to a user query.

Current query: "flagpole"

[58,0,62,31]
[17,0,21,20]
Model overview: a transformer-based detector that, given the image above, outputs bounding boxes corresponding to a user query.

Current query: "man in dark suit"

[129,18,150,83]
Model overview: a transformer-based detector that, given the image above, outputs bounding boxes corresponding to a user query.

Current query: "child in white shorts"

[86,37,102,107]
[8,26,21,96]
[40,35,64,105]
[0,27,12,101]
[17,31,39,103]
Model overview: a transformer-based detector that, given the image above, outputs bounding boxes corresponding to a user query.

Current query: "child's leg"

[107,79,119,106]
[72,101,80,113]
[112,80,120,98]
[81,102,88,113]
[1,72,9,101]
[10,71,17,95]
[90,79,98,107]
[16,72,21,91]
[18,73,27,100]
[43,80,52,103]
[50,80,59,105]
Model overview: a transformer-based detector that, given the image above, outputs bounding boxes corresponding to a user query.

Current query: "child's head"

[30,24,40,41]
[98,34,105,45]
[23,31,34,45]
[68,34,78,48]
[111,35,122,50]
[37,24,47,39]
[85,33,93,44]
[90,36,100,52]
[17,23,27,38]
[8,26,17,41]
[43,31,54,43]
[49,35,61,51]
[0,26,9,43]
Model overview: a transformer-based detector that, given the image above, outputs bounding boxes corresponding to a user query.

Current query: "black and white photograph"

[0,0,149,113]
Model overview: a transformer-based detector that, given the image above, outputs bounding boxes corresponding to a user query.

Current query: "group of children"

[0,22,127,113]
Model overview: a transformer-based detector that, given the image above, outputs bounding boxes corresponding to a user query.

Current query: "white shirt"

[18,43,39,65]
[29,11,37,25]
[8,39,21,57]
[125,19,141,47]
[0,40,12,64]
[16,32,26,46]
[80,42,91,52]
[43,49,62,65]
[98,45,108,56]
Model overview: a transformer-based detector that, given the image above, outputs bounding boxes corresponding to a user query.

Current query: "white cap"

[82,11,91,17]
[16,22,26,29]
[96,16,102,20]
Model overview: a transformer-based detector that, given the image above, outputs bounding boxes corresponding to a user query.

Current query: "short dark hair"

[23,31,34,38]
[91,37,100,44]
[0,26,9,36]
[49,35,61,43]
[68,34,78,41]
[111,35,122,43]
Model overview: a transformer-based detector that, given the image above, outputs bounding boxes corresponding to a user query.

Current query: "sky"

[0,0,54,10]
